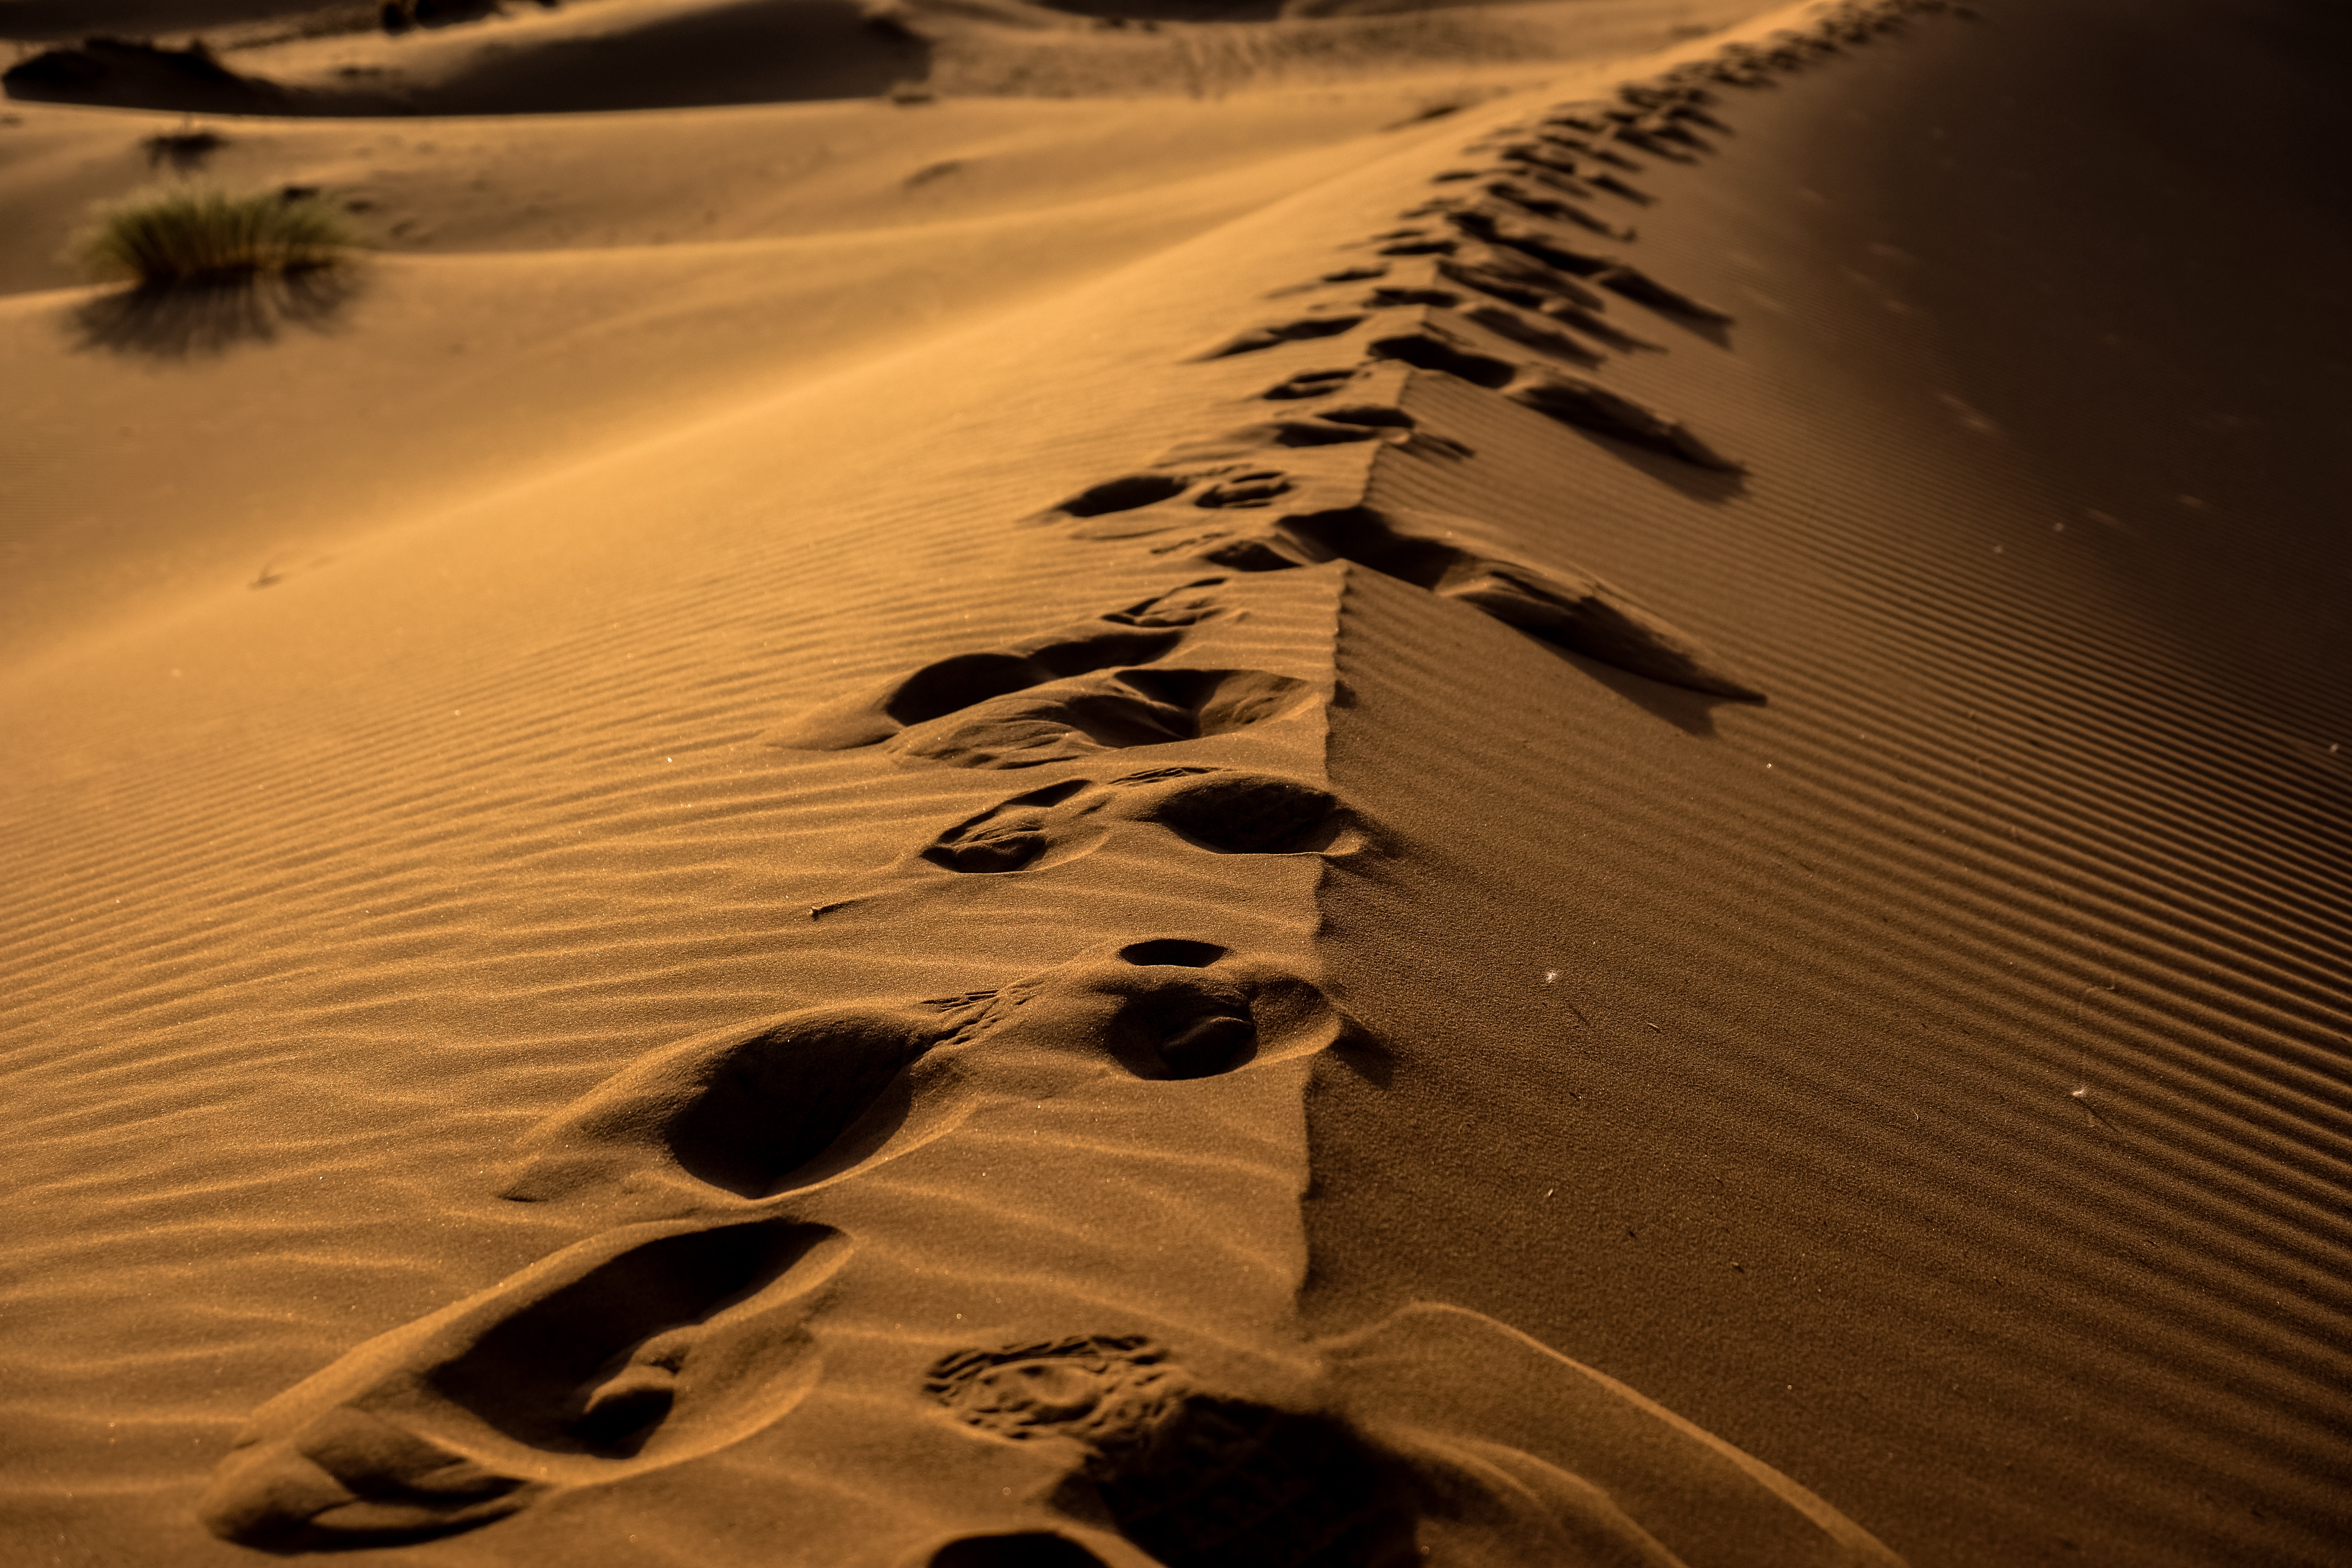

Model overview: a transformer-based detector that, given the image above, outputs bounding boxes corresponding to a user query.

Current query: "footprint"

[1053,474,1192,517]
[1258,368,1364,401]
[1610,123,1702,163]
[1368,232,1458,257]
[500,997,987,1203]
[949,939,1372,1086]
[1161,417,1389,458]
[1195,469,1296,508]
[1263,264,1388,299]
[1266,258,1618,366]
[1031,470,1275,530]
[1363,323,1518,389]
[1033,464,1342,534]
[920,778,1098,873]
[1361,283,1473,309]
[918,768,1356,874]
[1437,246,1605,308]
[1160,412,1469,466]
[928,1334,1188,1446]
[1470,160,1605,203]
[764,587,1230,753]
[1439,252,1660,350]
[1486,142,1655,204]
[200,1218,851,1550]
[883,665,1318,771]
[1349,312,1730,468]
[1531,125,1646,173]
[1173,534,1315,573]
[1101,582,1230,627]
[1617,83,1734,135]
[913,1533,1124,1568]
[1183,505,1762,701]
[1454,303,1607,367]
[1507,373,1742,468]
[1591,263,1736,327]
[1477,178,1638,241]
[1191,314,1368,361]
[1445,205,1615,279]
[928,1338,1419,1568]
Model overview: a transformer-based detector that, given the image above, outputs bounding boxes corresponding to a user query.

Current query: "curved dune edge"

[4,0,2348,1564]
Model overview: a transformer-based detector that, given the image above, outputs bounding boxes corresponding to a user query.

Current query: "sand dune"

[3,0,1775,114]
[2,0,2348,1564]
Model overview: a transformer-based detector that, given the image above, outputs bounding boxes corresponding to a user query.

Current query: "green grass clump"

[78,188,358,287]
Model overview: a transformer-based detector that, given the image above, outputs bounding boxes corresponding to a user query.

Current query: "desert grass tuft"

[78,187,359,288]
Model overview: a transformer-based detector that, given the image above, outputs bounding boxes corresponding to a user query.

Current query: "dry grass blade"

[78,188,359,287]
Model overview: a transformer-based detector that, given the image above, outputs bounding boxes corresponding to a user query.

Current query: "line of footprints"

[201,6,1962,1564]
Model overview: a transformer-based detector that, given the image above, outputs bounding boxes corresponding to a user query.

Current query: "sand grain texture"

[3,0,2348,1564]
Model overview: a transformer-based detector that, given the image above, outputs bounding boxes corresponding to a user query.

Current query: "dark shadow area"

[4,0,931,114]
[397,0,931,113]
[4,36,294,114]
[0,0,337,40]
[1833,0,2352,722]
[448,1219,835,1455]
[929,1535,1111,1568]
[142,124,229,171]
[1119,938,1227,967]
[1065,1396,1421,1568]
[663,1017,926,1197]
[69,265,363,358]
[379,0,504,33]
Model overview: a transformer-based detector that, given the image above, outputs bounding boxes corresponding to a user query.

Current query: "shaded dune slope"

[1301,4,2352,1567]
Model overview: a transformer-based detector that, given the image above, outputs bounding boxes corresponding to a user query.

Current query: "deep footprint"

[1163,505,1762,701]
[1192,314,1368,360]
[200,1218,851,1551]
[884,666,1319,771]
[919,768,1353,874]
[763,584,1232,753]
[499,998,986,1202]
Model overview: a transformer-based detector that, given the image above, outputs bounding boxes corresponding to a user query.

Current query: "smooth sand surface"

[2,0,2347,1564]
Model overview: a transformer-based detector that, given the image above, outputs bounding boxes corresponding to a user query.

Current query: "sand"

[2,0,2347,1564]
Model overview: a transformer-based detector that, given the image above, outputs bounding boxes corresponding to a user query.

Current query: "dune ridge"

[169,4,1947,1563]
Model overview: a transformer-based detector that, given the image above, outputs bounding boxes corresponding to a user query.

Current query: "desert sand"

[2,0,2347,1563]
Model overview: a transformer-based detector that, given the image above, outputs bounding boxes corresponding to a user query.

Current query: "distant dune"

[4,0,1771,114]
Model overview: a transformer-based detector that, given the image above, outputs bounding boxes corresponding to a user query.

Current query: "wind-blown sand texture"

[2,0,2348,1564]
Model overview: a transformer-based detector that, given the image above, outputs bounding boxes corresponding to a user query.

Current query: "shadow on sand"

[70,266,364,358]
[4,0,934,115]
